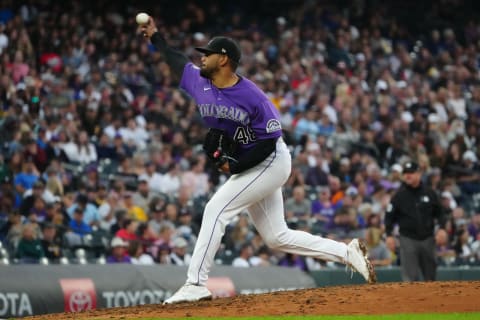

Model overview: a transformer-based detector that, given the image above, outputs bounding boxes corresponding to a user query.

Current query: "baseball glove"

[203,128,237,167]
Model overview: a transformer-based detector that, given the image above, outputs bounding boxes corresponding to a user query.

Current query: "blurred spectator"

[451,207,468,231]
[284,185,312,222]
[104,117,124,141]
[15,223,45,263]
[249,245,272,267]
[112,137,134,161]
[305,159,329,188]
[68,207,92,237]
[176,208,198,247]
[110,209,128,235]
[231,242,254,268]
[13,158,40,207]
[224,214,254,252]
[44,135,69,163]
[106,237,131,263]
[11,50,29,83]
[336,157,353,185]
[0,23,8,55]
[128,239,155,265]
[149,223,175,261]
[365,227,392,267]
[66,193,100,227]
[180,156,209,198]
[159,162,182,197]
[311,186,340,224]
[467,213,480,240]
[147,197,169,236]
[471,232,480,262]
[156,243,172,264]
[95,133,117,160]
[91,183,108,208]
[132,175,156,214]
[19,179,54,218]
[142,161,164,194]
[453,228,475,265]
[81,165,100,191]
[0,154,10,184]
[8,151,25,178]
[118,118,150,151]
[173,187,196,218]
[160,203,177,227]
[26,211,42,236]
[278,252,308,272]
[169,236,191,266]
[136,222,157,249]
[19,180,45,216]
[356,202,372,228]
[326,206,359,240]
[40,223,62,261]
[62,130,98,165]
[27,195,47,223]
[116,156,138,184]
[369,184,391,217]
[329,176,345,205]
[44,165,64,197]
[441,191,458,212]
[43,160,71,193]
[294,109,318,142]
[97,192,119,232]
[4,211,23,252]
[385,235,400,266]
[23,137,47,172]
[115,219,139,241]
[435,228,456,266]
[44,200,68,228]
[456,150,480,196]
[123,192,147,222]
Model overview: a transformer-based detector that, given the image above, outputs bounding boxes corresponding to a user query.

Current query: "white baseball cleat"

[163,284,213,304]
[346,239,377,284]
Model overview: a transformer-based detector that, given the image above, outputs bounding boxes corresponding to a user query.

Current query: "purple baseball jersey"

[180,63,282,156]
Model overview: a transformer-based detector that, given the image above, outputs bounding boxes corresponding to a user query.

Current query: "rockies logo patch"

[266,119,282,133]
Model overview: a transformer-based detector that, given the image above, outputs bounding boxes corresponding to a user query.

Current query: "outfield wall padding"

[0,264,316,318]
[310,266,480,286]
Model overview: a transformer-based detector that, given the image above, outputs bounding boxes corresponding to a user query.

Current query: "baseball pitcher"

[139,15,376,304]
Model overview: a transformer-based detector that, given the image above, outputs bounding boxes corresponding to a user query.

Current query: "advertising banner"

[0,264,315,318]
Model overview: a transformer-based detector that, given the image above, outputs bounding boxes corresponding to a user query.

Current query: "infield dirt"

[25,281,480,319]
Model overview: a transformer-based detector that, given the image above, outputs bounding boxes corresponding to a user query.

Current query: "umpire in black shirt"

[385,161,446,281]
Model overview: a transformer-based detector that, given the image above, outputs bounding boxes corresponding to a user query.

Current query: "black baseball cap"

[403,161,419,173]
[195,36,241,64]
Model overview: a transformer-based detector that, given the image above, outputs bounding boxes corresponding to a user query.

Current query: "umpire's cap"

[402,161,419,173]
[195,36,241,64]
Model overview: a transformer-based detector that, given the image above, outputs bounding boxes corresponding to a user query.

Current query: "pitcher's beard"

[200,65,219,79]
[200,68,212,79]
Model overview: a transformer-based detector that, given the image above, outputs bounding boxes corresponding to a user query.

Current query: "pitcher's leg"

[247,189,347,263]
[186,185,244,285]
[187,150,287,285]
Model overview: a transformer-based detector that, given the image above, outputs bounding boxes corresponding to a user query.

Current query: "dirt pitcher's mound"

[27,281,480,319]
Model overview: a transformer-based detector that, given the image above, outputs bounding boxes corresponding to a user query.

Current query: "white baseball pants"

[187,138,348,286]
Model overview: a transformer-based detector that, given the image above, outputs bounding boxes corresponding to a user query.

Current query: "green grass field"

[130,314,480,320]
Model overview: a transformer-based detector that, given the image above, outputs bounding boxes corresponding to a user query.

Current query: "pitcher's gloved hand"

[217,161,230,174]
[203,128,237,169]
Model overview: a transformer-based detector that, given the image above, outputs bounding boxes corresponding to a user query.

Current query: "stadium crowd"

[1,0,480,272]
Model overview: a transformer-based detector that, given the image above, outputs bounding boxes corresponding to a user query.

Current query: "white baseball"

[135,12,149,25]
